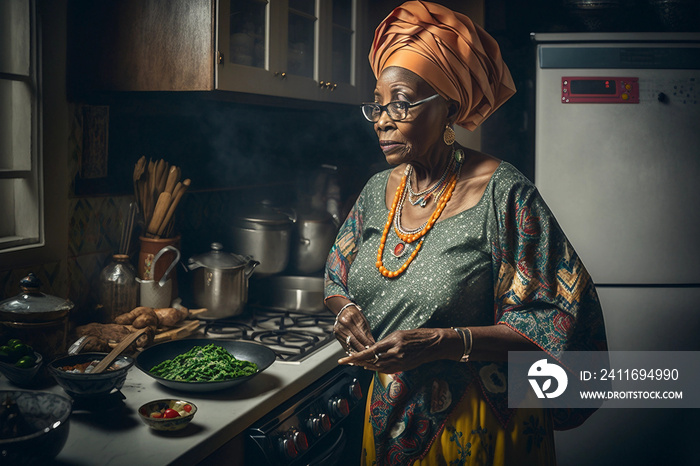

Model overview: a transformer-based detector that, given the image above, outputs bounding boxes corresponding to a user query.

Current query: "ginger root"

[114,307,156,325]
[114,306,189,328]
[153,307,188,327]
[73,323,155,353]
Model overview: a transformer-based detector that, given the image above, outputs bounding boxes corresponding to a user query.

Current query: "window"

[0,0,41,252]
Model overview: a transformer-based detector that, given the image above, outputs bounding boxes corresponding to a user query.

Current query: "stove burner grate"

[203,308,336,362]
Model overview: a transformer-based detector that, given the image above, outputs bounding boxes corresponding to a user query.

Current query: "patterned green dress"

[325,161,607,465]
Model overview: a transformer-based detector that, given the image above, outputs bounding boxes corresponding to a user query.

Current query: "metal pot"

[229,203,296,277]
[290,208,339,275]
[250,275,326,312]
[187,243,259,320]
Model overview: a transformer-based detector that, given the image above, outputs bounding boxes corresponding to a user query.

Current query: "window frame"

[0,0,43,254]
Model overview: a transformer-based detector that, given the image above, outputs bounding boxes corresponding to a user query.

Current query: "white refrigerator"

[533,33,700,466]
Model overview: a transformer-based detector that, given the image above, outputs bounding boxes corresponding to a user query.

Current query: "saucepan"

[187,243,259,320]
[250,275,326,313]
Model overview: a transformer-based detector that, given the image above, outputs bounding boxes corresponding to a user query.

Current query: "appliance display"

[561,76,639,102]
[534,32,700,466]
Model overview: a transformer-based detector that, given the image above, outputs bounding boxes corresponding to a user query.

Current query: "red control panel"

[561,77,639,103]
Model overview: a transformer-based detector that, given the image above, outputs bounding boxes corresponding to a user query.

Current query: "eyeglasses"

[360,94,440,122]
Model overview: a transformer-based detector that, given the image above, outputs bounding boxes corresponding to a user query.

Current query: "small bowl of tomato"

[138,399,197,431]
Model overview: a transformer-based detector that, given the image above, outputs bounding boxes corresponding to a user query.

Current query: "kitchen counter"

[0,339,346,465]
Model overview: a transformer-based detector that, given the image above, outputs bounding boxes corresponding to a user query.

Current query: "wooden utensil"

[164,166,179,194]
[146,191,172,237]
[154,320,201,343]
[156,178,190,237]
[91,327,147,374]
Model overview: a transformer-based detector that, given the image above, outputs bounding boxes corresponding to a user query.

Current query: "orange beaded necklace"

[376,157,461,278]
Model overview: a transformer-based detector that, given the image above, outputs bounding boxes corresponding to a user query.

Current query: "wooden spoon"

[91,327,147,374]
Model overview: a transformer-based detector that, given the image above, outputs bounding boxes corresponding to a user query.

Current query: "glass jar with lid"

[99,254,139,323]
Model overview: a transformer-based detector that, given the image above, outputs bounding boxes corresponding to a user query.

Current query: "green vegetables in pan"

[149,344,258,382]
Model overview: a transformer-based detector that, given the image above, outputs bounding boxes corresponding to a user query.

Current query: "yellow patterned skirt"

[361,373,557,466]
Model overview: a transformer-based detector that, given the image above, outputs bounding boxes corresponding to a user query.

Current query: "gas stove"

[202,308,336,363]
[200,307,369,465]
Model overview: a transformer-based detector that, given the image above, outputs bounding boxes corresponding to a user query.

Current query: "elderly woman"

[325,2,606,465]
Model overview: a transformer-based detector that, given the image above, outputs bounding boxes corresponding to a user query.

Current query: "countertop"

[0,339,346,465]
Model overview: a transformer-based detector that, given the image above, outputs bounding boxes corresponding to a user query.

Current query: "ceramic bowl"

[48,352,134,398]
[138,399,197,431]
[0,351,43,386]
[0,390,72,464]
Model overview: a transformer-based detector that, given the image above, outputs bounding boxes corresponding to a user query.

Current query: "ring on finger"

[371,352,380,364]
[345,335,352,349]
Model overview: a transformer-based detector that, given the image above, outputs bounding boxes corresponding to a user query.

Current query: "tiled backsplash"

[2,97,380,323]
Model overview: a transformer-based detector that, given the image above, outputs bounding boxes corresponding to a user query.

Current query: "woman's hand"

[333,303,375,354]
[338,328,461,373]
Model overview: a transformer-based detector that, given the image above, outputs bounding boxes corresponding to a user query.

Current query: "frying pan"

[136,339,275,392]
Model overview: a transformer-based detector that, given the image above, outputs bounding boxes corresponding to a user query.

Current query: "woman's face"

[372,66,450,167]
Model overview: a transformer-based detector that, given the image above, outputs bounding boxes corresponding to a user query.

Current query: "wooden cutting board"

[153,319,202,343]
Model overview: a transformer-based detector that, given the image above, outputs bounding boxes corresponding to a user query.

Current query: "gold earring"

[443,125,455,146]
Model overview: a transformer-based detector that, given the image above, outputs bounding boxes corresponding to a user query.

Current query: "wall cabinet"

[68,0,369,105]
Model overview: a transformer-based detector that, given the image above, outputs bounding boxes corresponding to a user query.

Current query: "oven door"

[245,365,370,465]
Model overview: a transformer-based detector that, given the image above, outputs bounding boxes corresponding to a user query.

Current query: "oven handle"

[305,427,347,466]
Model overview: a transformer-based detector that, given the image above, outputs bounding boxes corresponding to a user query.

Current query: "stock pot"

[229,203,296,276]
[187,243,259,319]
[290,208,338,275]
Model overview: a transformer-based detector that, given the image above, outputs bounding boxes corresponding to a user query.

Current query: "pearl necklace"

[376,162,460,278]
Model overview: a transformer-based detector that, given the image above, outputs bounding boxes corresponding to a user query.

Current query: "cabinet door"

[68,0,216,92]
[218,0,366,103]
[317,0,367,104]
[218,0,320,100]
[218,0,282,95]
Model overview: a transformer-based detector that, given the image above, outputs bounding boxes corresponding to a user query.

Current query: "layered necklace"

[405,158,454,207]
[376,149,463,278]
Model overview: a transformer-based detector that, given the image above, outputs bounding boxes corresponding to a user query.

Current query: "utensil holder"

[138,236,180,299]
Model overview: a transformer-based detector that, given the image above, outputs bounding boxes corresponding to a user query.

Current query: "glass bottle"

[99,254,138,323]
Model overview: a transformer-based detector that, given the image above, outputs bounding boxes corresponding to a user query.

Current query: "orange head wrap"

[369,1,516,131]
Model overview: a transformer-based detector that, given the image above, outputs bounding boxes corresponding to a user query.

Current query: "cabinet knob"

[274,72,287,79]
[319,81,326,88]
[217,51,223,65]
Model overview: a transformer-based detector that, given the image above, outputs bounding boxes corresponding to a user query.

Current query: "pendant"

[392,242,407,258]
[454,148,465,163]
[409,193,430,207]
